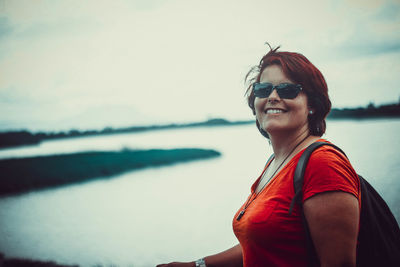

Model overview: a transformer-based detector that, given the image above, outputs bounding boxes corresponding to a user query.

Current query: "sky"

[0,0,399,132]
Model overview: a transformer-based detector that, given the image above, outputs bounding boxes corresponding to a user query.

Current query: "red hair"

[246,45,331,138]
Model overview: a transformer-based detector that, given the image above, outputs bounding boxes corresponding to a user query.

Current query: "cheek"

[254,98,264,119]
[254,98,264,114]
[293,100,310,120]
[293,95,309,112]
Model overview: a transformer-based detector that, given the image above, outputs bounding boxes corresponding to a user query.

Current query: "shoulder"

[308,144,349,168]
[302,141,360,202]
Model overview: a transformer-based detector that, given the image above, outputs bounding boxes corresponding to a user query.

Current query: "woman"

[157,46,360,267]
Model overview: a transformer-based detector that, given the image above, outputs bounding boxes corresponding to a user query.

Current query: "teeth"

[266,109,284,114]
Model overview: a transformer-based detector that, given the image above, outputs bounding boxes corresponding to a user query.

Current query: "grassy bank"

[0,148,221,196]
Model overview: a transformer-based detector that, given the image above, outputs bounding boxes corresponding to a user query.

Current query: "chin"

[263,123,285,134]
[263,122,300,136]
[263,118,285,128]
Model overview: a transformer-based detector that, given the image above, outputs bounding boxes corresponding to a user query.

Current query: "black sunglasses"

[253,82,303,99]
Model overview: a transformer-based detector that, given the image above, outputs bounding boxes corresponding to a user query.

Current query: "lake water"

[0,119,399,267]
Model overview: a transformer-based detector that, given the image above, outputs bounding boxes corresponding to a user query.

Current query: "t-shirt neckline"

[251,138,328,194]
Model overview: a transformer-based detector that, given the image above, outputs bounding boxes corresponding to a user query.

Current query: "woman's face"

[254,65,311,137]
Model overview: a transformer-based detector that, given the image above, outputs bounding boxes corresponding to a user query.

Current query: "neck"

[269,128,316,161]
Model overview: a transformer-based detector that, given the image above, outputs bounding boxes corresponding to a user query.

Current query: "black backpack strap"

[288,141,346,214]
[288,141,347,267]
[290,141,400,267]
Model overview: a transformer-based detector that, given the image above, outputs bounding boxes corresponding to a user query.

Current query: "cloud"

[322,50,400,108]
[0,0,399,131]
[330,0,400,57]
[0,17,13,40]
[340,42,400,57]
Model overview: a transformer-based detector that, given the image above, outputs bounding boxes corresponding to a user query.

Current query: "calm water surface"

[0,119,399,266]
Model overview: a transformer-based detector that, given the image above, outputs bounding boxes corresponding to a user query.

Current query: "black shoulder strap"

[288,141,347,267]
[288,141,346,215]
[291,142,400,266]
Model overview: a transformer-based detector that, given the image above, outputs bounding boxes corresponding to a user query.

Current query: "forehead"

[260,65,293,84]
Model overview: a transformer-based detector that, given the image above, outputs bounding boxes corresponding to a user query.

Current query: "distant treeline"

[1,103,399,149]
[0,253,77,267]
[0,148,220,196]
[0,118,249,149]
[328,102,400,119]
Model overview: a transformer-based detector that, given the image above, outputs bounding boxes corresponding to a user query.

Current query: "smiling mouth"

[264,108,287,114]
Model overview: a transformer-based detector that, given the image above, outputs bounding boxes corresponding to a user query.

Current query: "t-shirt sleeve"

[302,147,360,203]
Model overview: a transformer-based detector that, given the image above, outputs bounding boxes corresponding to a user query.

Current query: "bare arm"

[156,244,243,267]
[303,191,359,267]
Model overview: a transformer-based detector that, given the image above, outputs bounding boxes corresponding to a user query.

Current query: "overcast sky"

[0,0,399,131]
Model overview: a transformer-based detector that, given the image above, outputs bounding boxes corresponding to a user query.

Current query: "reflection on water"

[0,119,399,266]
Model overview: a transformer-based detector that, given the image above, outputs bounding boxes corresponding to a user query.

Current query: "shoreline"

[1,103,399,149]
[0,148,221,196]
[0,253,77,267]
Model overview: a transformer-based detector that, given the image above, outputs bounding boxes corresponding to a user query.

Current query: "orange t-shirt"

[232,141,360,267]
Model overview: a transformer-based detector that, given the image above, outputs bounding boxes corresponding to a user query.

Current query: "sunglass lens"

[253,83,273,98]
[276,84,300,99]
[253,83,301,99]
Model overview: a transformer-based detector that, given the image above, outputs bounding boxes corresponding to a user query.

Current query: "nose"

[267,88,281,103]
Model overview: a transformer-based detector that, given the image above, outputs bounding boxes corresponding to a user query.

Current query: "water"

[0,119,399,266]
